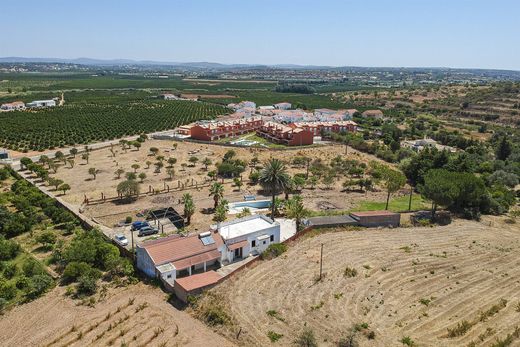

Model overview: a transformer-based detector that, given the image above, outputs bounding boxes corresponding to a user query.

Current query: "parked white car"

[114,234,129,247]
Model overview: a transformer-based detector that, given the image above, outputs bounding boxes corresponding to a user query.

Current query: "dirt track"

[202,219,520,347]
[0,283,234,347]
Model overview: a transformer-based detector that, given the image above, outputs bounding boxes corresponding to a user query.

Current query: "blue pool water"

[230,200,271,209]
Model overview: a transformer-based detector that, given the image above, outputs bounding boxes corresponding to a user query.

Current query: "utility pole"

[319,243,324,280]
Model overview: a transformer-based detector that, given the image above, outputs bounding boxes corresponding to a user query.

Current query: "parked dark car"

[138,226,159,237]
[131,221,150,231]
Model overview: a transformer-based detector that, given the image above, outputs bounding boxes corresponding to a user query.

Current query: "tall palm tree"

[259,159,290,220]
[182,193,196,225]
[209,182,224,209]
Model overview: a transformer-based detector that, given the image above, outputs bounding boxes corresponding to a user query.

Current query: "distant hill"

[1,57,519,75]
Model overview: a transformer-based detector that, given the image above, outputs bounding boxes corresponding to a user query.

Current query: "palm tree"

[182,193,195,225]
[213,199,229,223]
[285,195,309,232]
[259,159,290,220]
[209,182,224,209]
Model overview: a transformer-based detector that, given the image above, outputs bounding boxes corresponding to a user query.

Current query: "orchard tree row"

[0,100,229,152]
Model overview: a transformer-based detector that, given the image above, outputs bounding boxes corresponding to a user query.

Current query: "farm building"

[350,210,400,227]
[189,116,263,141]
[27,99,56,108]
[401,138,457,153]
[257,121,314,146]
[161,93,179,100]
[173,271,222,303]
[361,109,384,119]
[218,215,281,264]
[228,100,256,110]
[136,230,226,288]
[0,101,25,111]
[274,102,292,110]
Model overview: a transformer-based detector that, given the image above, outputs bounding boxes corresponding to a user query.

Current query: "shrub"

[62,262,102,284]
[28,274,53,299]
[401,336,415,346]
[447,320,473,338]
[344,267,358,278]
[338,334,358,347]
[3,263,17,279]
[261,243,288,260]
[294,328,317,347]
[76,274,98,296]
[0,236,21,261]
[0,281,17,300]
[22,258,44,277]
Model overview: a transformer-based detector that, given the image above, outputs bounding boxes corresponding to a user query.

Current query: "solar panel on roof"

[200,235,215,246]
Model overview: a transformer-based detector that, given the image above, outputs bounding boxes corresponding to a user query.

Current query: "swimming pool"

[228,200,271,214]
[230,139,259,146]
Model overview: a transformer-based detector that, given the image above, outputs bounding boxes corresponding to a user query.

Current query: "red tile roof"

[141,230,223,267]
[227,239,249,251]
[175,271,222,292]
[172,249,221,270]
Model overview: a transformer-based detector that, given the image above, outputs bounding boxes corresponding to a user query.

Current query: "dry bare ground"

[47,139,389,231]
[198,219,520,347]
[0,283,234,347]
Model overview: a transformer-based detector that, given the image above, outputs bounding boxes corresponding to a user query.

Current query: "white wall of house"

[221,222,280,263]
[136,246,157,278]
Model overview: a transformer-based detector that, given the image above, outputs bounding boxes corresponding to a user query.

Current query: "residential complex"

[189,116,263,141]
[171,101,358,146]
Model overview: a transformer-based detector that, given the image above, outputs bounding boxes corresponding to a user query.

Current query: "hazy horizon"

[1,0,519,70]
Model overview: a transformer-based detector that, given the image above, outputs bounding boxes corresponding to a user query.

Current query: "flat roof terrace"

[218,215,275,240]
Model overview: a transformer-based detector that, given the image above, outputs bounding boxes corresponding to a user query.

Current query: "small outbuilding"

[305,215,358,229]
[350,210,400,228]
[174,271,222,303]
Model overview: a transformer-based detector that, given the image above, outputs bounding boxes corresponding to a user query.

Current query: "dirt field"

[0,283,234,347]
[48,139,390,231]
[199,218,520,347]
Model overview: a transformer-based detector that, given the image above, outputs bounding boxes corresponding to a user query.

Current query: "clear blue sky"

[2,0,519,70]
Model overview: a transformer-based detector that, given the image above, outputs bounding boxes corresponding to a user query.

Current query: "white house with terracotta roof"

[1,101,25,111]
[217,215,280,264]
[136,230,226,287]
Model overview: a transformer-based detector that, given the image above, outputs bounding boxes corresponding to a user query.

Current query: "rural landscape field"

[1,1,520,347]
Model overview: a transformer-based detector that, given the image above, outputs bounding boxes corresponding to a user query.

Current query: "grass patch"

[267,331,283,343]
[266,310,285,322]
[353,194,429,213]
[344,267,358,278]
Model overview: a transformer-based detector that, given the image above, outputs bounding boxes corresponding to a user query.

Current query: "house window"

[263,241,266,245]
[270,235,274,242]
[252,240,256,247]
[167,274,172,279]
